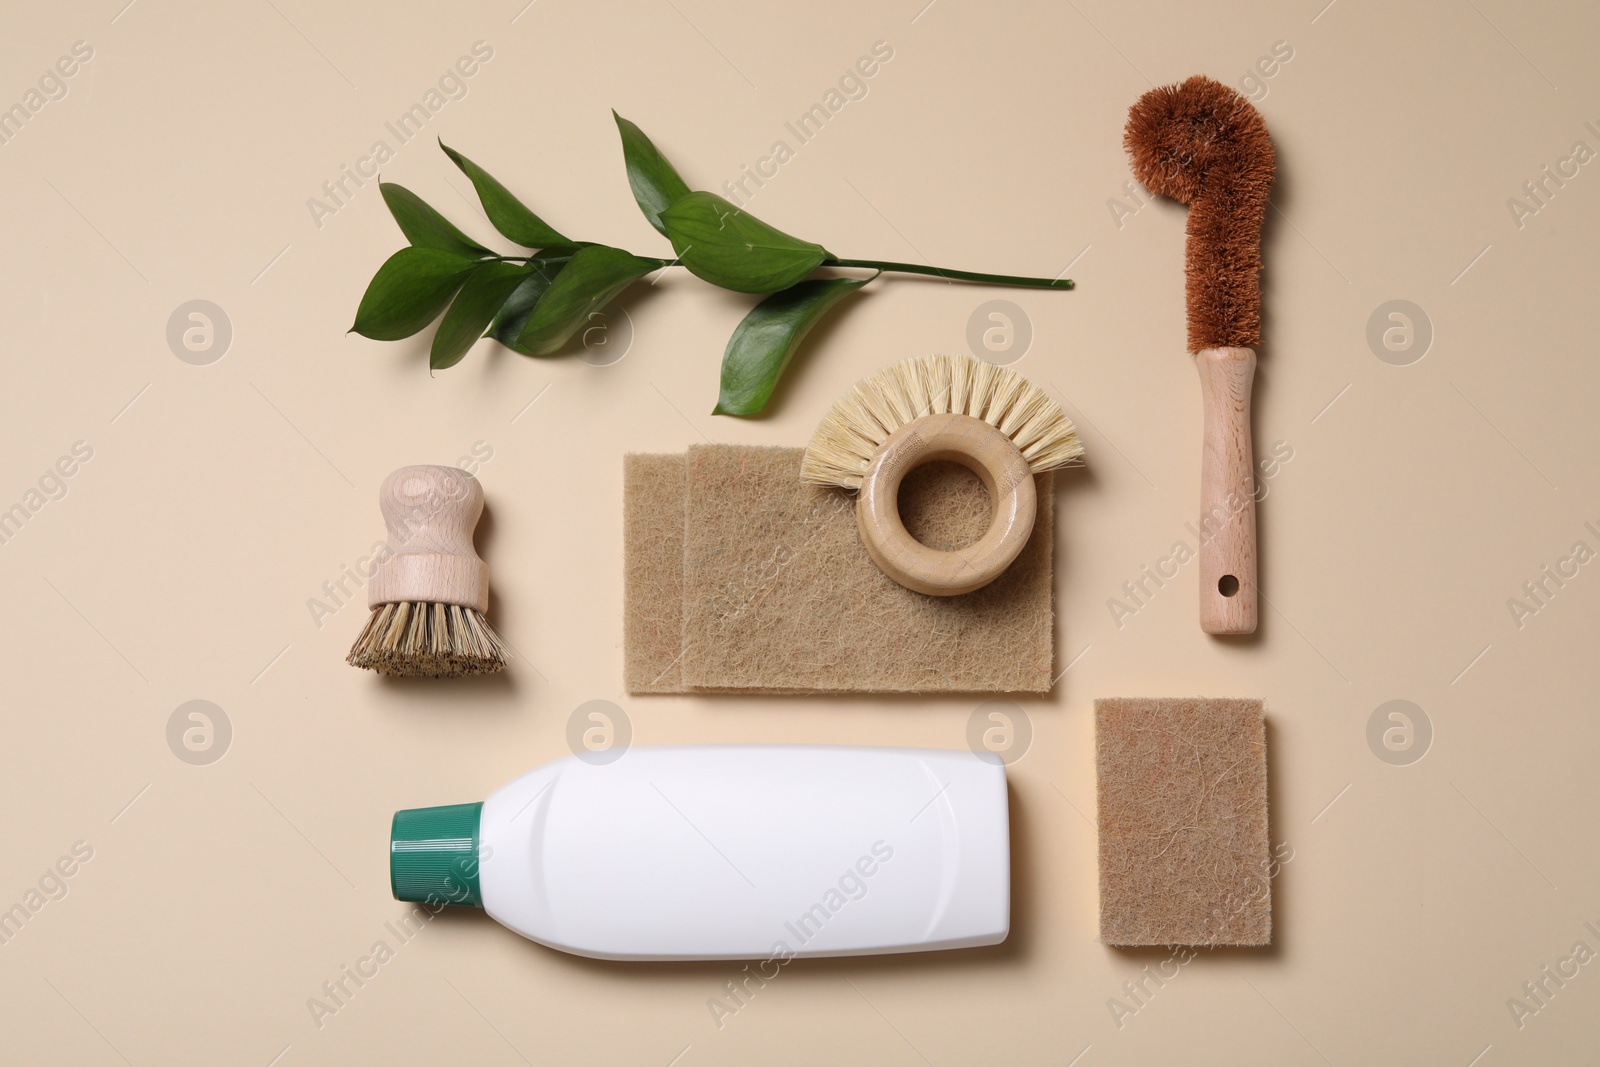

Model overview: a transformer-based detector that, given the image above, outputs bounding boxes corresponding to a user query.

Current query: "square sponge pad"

[1095,697,1271,947]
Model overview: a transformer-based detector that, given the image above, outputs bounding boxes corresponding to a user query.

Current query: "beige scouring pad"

[1095,697,1271,947]
[622,446,1056,693]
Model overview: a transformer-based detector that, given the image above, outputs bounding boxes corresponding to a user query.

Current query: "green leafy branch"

[350,113,1074,416]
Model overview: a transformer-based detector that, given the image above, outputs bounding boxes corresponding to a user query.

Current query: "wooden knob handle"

[367,465,490,613]
[857,413,1036,597]
[1195,347,1258,634]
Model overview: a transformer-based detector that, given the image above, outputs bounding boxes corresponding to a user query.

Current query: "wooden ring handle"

[367,465,490,613]
[857,412,1036,597]
[1196,346,1258,634]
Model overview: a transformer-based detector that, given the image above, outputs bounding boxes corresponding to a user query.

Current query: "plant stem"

[826,258,1073,289]
[491,252,1069,289]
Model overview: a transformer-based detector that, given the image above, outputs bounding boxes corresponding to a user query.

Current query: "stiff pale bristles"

[800,353,1085,488]
[347,601,508,678]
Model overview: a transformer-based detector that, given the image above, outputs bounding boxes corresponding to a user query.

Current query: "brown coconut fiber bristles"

[1124,75,1275,352]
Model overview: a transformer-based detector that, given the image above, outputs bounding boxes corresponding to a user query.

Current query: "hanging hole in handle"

[1218,574,1240,597]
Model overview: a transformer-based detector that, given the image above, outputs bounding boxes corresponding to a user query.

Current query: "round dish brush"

[801,352,1083,596]
[347,465,507,677]
[1125,75,1275,635]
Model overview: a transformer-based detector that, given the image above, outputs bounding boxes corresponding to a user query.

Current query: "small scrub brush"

[802,352,1083,597]
[1125,75,1275,635]
[347,465,507,677]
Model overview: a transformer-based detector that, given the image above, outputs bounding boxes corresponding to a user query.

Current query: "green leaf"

[379,182,493,257]
[512,245,658,356]
[431,261,536,370]
[439,141,570,249]
[714,275,873,416]
[660,191,828,294]
[351,247,480,341]
[613,111,692,237]
[487,254,572,349]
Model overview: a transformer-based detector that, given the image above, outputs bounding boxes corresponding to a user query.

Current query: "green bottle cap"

[389,802,484,907]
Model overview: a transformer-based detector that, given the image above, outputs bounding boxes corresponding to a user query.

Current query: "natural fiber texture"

[1125,75,1275,352]
[623,446,1055,694]
[623,453,690,693]
[1096,697,1270,947]
[347,601,507,678]
[800,352,1083,488]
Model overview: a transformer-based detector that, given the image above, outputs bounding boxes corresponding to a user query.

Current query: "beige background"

[2,0,1597,1063]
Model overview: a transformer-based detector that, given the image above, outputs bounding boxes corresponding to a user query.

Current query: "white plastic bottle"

[390,744,1010,961]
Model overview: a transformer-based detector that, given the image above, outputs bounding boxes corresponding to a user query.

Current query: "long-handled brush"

[1125,75,1275,634]
[347,465,507,677]
[801,352,1083,596]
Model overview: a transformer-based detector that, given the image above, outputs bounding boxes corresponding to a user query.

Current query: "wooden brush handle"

[857,412,1036,597]
[367,465,490,613]
[1195,347,1258,634]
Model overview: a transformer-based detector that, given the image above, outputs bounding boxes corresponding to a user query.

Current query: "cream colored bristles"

[800,353,1084,488]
